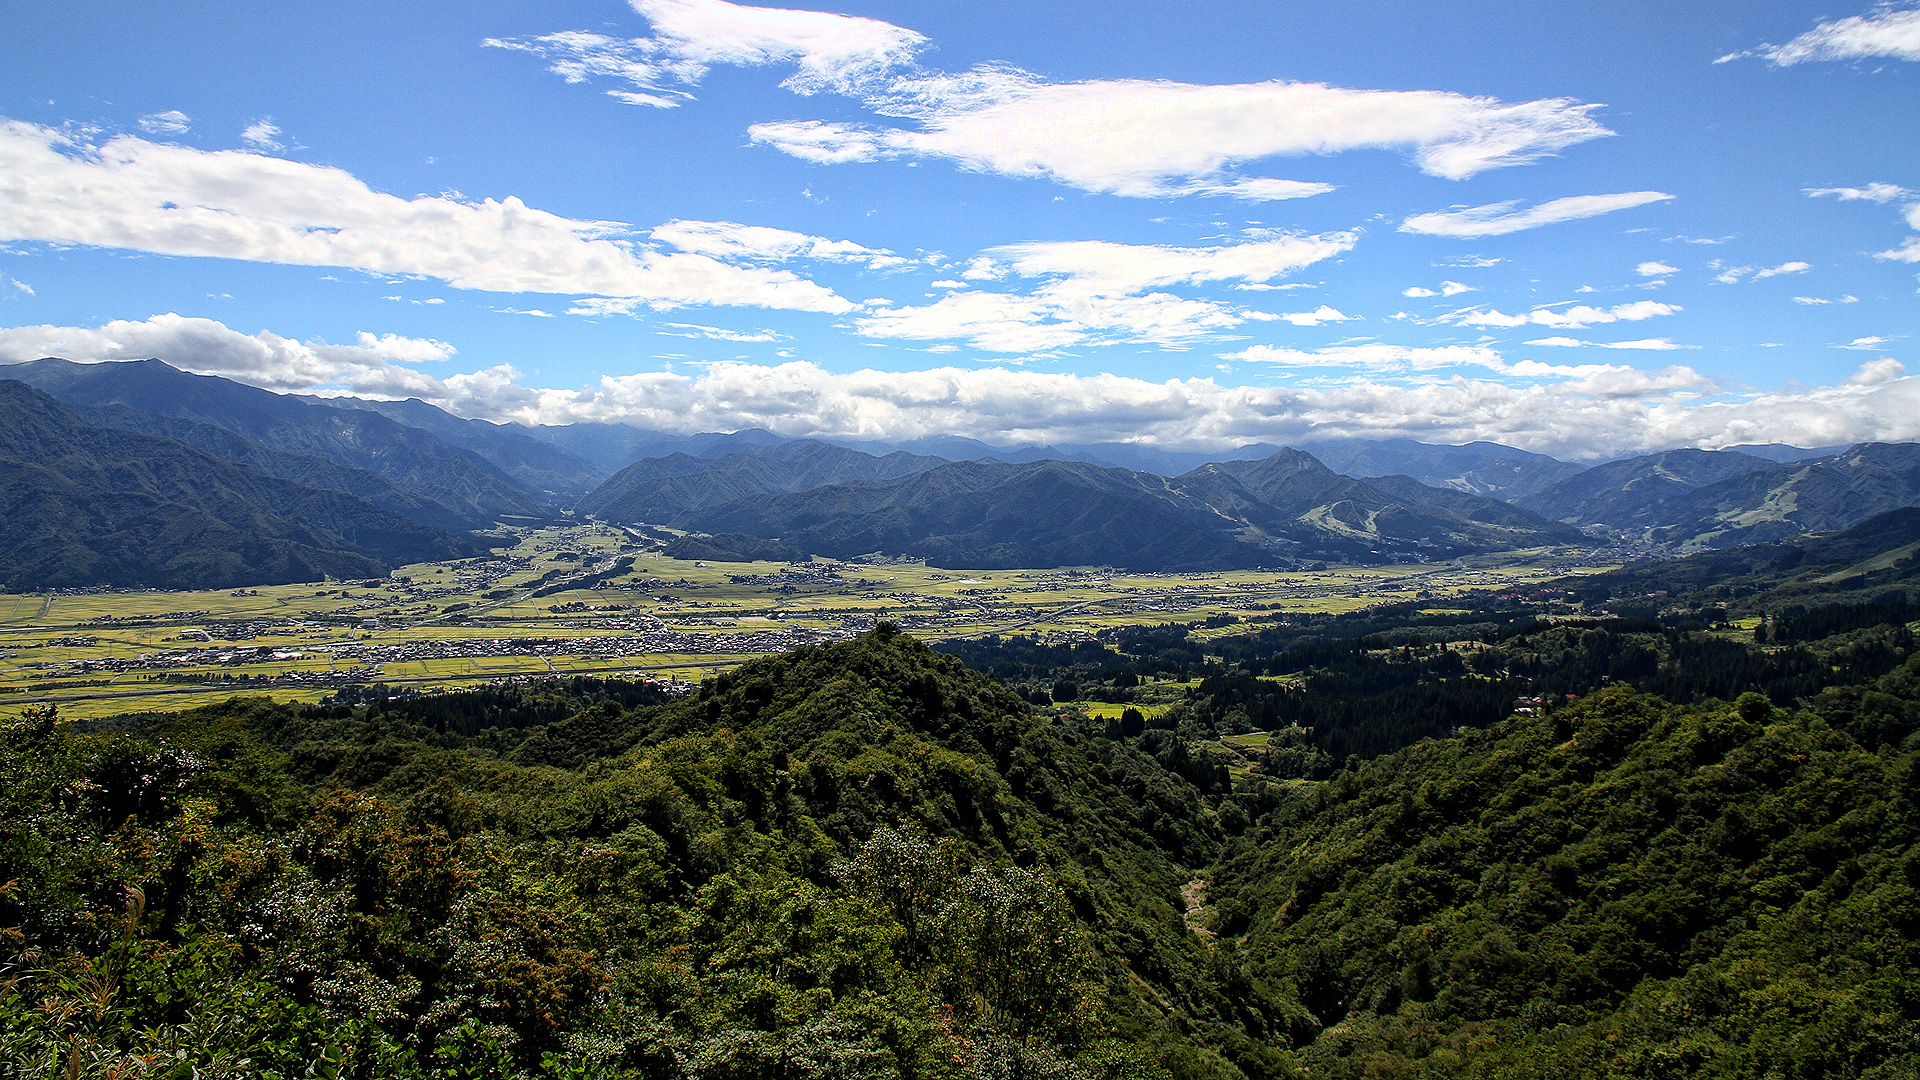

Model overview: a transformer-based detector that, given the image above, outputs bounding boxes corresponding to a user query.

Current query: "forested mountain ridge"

[5,358,552,523]
[1285,437,1586,500]
[664,452,1584,570]
[1517,442,1920,548]
[577,440,952,524]
[70,401,481,533]
[684,457,1277,570]
[1513,448,1781,525]
[316,395,609,497]
[0,380,475,590]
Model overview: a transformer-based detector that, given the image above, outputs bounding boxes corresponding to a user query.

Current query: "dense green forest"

[8,508,1920,1077]
[4,601,1918,1078]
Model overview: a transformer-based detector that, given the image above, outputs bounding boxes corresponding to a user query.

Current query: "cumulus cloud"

[137,110,191,135]
[0,118,854,313]
[0,313,452,392]
[1757,5,1920,64]
[1851,357,1906,384]
[1794,294,1860,304]
[1402,286,1438,298]
[5,314,1915,459]
[856,232,1354,351]
[1448,299,1679,330]
[1637,261,1680,276]
[500,0,1613,199]
[1838,335,1897,349]
[1401,191,1674,237]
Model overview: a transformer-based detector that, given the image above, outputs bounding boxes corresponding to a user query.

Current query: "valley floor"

[0,524,1620,720]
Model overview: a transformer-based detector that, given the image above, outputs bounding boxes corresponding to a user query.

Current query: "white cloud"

[137,110,191,135]
[240,118,284,151]
[1760,5,1920,64]
[750,74,1611,198]
[1524,336,1585,347]
[1276,305,1353,326]
[1808,181,1920,261]
[484,0,925,106]
[1713,260,1812,283]
[1793,294,1860,304]
[1401,191,1674,237]
[0,313,449,392]
[1404,282,1475,297]
[1837,335,1896,349]
[2,274,30,295]
[658,321,784,341]
[1226,343,1508,371]
[352,331,455,362]
[6,314,1916,459]
[0,118,853,313]
[1877,236,1920,262]
[1637,260,1680,276]
[1851,357,1906,384]
[650,218,908,268]
[1450,299,1680,330]
[1806,182,1913,203]
[985,231,1353,296]
[1597,338,1692,350]
[502,0,1612,199]
[857,232,1353,351]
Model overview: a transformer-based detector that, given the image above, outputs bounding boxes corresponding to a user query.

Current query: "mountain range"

[1517,442,1920,548]
[0,381,472,590]
[3,355,1917,585]
[677,451,1587,570]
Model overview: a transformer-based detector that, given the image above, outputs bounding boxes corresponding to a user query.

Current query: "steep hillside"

[72,401,479,533]
[577,440,951,523]
[0,381,473,589]
[1646,441,1920,548]
[668,451,1584,570]
[1,631,1228,1078]
[689,457,1274,570]
[1207,676,1919,1078]
[1517,442,1920,548]
[1514,448,1782,525]
[321,395,607,496]
[1300,437,1586,499]
[5,358,551,523]
[1177,451,1585,557]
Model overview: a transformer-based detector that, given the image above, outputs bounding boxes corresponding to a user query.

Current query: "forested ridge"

[3,614,1918,1078]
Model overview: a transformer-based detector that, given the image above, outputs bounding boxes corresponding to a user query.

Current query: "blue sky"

[1,0,1915,458]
